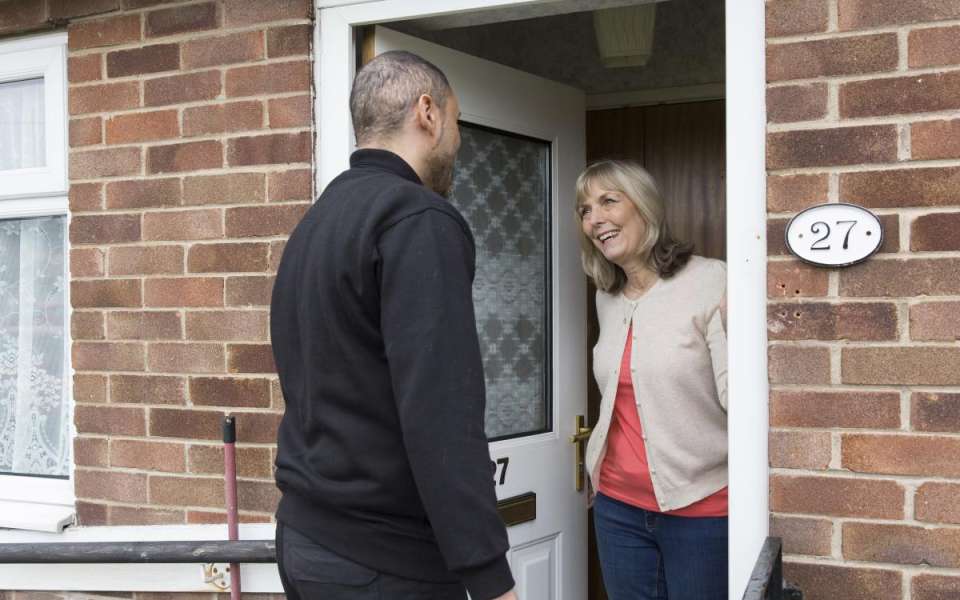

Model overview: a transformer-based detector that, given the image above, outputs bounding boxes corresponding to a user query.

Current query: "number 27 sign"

[784,203,884,267]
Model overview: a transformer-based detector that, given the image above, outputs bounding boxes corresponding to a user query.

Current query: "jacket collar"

[350,148,422,185]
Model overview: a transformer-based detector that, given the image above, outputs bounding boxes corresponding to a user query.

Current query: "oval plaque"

[784,203,883,267]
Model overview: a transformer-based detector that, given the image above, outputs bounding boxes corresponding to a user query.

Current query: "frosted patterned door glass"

[449,123,551,440]
[0,78,45,171]
[0,216,69,478]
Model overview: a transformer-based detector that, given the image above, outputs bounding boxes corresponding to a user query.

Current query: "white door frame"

[314,2,768,597]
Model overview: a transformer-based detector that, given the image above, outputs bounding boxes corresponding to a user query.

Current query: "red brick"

[182,31,263,69]
[224,0,309,27]
[235,411,282,443]
[228,132,311,166]
[842,166,960,209]
[767,84,828,124]
[841,71,960,118]
[109,506,184,525]
[183,172,265,205]
[143,208,223,241]
[107,44,179,78]
[767,125,897,170]
[74,374,108,403]
[188,510,273,524]
[70,147,141,179]
[69,14,141,50]
[71,279,141,308]
[227,344,276,374]
[226,61,310,98]
[912,212,960,251]
[771,390,901,429]
[916,483,960,525]
[72,311,105,340]
[111,439,185,472]
[768,301,897,341]
[767,34,897,82]
[269,240,285,271]
[108,246,183,276]
[150,475,223,507]
[149,408,222,440]
[145,2,218,37]
[188,444,272,478]
[768,345,831,384]
[0,0,47,36]
[912,119,960,161]
[770,516,832,557]
[771,474,903,518]
[110,374,185,404]
[912,574,960,600]
[186,311,268,341]
[77,501,108,525]
[144,71,221,107]
[272,379,283,410]
[843,347,960,385]
[267,24,310,57]
[226,276,273,306]
[188,376,270,408]
[68,54,103,84]
[73,341,145,371]
[69,81,139,115]
[909,26,960,68]
[148,140,223,174]
[268,169,312,202]
[71,247,105,277]
[147,342,225,373]
[183,101,263,137]
[70,117,102,147]
[238,480,280,512]
[912,392,960,433]
[783,562,901,600]
[105,110,179,144]
[74,437,108,467]
[50,0,120,19]
[188,242,269,273]
[843,434,960,477]
[70,182,104,211]
[76,469,147,503]
[766,0,828,37]
[769,430,831,470]
[106,178,180,210]
[844,522,960,568]
[225,204,307,237]
[75,404,145,436]
[106,311,182,340]
[145,277,224,307]
[838,0,960,30]
[268,95,311,128]
[767,174,828,213]
[841,258,960,296]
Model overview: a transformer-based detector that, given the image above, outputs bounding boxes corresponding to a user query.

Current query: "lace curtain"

[0,216,69,477]
[0,77,45,171]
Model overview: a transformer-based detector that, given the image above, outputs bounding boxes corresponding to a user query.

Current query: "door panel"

[372,25,588,600]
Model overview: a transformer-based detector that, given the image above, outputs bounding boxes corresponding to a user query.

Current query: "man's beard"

[425,152,455,198]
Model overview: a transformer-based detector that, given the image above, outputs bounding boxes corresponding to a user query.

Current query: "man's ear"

[412,94,439,136]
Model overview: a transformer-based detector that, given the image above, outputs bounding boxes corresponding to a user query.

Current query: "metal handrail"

[742,537,785,600]
[0,540,275,564]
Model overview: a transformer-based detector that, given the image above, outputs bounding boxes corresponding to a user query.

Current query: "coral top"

[598,325,728,517]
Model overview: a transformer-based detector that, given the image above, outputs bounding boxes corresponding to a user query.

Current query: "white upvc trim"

[726,1,769,598]
[0,32,68,200]
[0,500,74,532]
[0,523,283,592]
[586,82,725,110]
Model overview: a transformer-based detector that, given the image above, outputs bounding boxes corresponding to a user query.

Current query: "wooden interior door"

[584,99,726,600]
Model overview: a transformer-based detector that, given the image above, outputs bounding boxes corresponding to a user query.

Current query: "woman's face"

[578,184,648,269]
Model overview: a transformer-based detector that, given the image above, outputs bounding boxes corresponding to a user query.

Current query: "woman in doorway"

[576,159,728,600]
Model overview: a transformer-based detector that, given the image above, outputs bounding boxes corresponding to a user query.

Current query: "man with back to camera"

[270,50,518,600]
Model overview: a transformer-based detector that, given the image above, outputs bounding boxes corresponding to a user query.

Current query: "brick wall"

[766,1,960,598]
[1,0,313,527]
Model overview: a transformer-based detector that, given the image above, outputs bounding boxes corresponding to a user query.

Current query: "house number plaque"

[784,203,884,267]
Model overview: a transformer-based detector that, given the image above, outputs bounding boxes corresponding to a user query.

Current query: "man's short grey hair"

[350,50,452,146]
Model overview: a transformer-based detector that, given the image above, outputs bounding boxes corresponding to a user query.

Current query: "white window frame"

[0,31,74,533]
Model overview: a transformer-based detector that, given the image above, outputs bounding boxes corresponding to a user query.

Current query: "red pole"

[223,415,241,599]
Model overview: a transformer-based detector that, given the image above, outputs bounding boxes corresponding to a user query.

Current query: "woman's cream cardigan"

[585,256,728,512]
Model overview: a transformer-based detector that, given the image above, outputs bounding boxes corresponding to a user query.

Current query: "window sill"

[0,500,74,533]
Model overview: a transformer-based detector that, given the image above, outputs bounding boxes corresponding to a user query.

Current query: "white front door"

[373,26,588,600]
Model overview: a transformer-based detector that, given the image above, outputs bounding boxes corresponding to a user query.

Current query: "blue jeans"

[593,493,728,600]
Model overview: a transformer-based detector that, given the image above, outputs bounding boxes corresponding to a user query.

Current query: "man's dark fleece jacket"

[271,149,513,599]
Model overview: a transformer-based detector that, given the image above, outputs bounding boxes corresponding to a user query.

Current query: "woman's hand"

[492,590,518,600]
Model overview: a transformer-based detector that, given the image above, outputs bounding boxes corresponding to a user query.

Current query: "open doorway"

[316,1,767,598]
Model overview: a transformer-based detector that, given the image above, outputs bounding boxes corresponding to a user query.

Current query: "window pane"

[449,123,551,440]
[0,216,68,478]
[0,78,45,171]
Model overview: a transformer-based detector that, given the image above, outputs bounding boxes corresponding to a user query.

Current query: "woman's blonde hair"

[575,159,692,293]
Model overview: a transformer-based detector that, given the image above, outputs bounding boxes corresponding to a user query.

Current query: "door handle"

[570,415,593,492]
